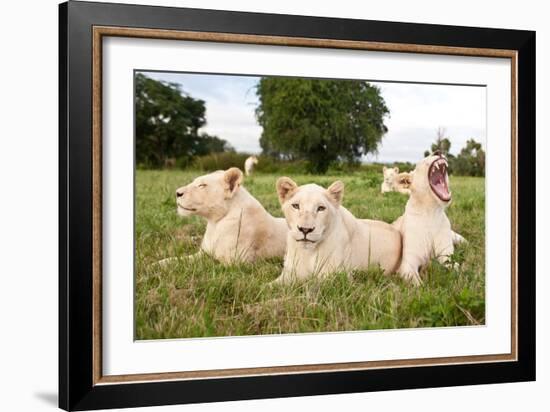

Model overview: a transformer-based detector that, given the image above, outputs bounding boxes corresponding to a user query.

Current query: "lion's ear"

[326,180,344,205]
[393,167,399,173]
[382,166,387,172]
[276,177,298,204]
[223,167,243,198]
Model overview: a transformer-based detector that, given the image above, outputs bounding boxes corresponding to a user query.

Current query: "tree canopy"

[255,77,389,173]
[424,127,451,158]
[453,139,485,177]
[424,128,485,176]
[135,73,231,167]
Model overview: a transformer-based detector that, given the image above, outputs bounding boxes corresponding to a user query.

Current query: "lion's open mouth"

[429,157,451,202]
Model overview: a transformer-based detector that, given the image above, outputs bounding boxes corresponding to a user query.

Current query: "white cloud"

[367,82,486,162]
[142,71,263,153]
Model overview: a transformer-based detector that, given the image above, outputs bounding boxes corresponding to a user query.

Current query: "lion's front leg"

[156,250,205,267]
[397,235,427,286]
[435,236,457,270]
[381,182,392,193]
[271,271,293,285]
[271,263,303,285]
[397,259,423,286]
[271,251,311,285]
[451,231,467,245]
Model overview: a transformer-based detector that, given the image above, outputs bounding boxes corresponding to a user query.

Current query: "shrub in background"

[191,152,251,171]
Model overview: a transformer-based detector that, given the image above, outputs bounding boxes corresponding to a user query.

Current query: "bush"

[189,156,415,176]
[255,157,309,175]
[327,161,362,174]
[191,152,251,171]
[141,152,421,179]
[391,161,416,173]
[191,152,310,174]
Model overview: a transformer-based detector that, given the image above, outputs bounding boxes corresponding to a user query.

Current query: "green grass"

[135,169,485,339]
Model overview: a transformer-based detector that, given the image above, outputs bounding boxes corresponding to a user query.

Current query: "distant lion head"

[394,171,414,193]
[175,167,243,219]
[411,154,451,205]
[276,177,344,249]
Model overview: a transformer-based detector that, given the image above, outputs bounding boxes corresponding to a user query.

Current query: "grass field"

[135,169,485,340]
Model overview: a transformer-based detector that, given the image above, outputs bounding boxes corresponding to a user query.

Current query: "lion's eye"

[317,205,326,212]
[198,183,207,189]
[291,203,300,210]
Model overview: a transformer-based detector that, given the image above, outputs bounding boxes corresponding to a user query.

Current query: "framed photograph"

[59,1,535,410]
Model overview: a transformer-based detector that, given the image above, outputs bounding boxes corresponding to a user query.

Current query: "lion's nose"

[298,226,315,235]
[176,189,184,198]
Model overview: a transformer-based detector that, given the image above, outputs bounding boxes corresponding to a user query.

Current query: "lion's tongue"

[430,169,450,199]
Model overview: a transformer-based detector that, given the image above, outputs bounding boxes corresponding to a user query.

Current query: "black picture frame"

[59,1,536,410]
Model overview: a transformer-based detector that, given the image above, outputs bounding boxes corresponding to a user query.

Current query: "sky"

[141,71,486,163]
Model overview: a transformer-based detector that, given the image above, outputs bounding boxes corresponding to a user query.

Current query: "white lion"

[160,167,287,265]
[273,177,402,284]
[244,155,259,176]
[392,154,466,285]
[381,166,399,193]
[393,171,414,195]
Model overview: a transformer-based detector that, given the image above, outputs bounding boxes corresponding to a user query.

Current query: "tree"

[255,77,389,173]
[135,73,229,167]
[194,134,235,156]
[424,127,452,157]
[453,139,485,177]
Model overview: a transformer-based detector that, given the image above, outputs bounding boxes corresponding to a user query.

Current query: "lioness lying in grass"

[273,177,402,284]
[381,166,399,193]
[381,166,415,195]
[159,167,287,265]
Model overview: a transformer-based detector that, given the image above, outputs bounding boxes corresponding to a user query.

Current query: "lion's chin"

[297,241,317,250]
[294,237,320,249]
[177,205,197,216]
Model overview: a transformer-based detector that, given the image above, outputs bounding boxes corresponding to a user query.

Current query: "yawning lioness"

[393,154,465,285]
